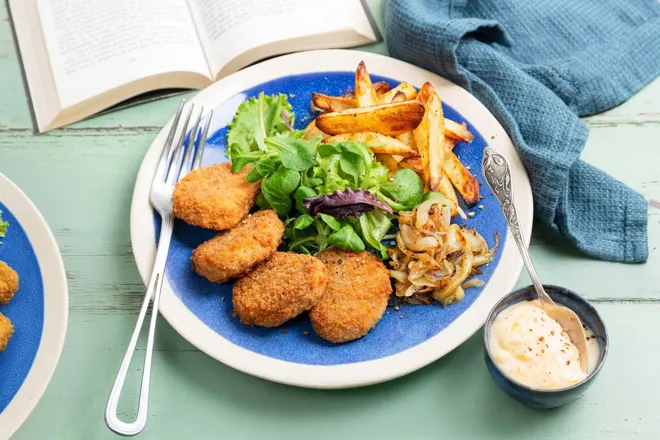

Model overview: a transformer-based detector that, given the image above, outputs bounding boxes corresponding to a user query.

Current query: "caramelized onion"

[388,199,496,305]
[462,278,486,289]
[400,225,439,251]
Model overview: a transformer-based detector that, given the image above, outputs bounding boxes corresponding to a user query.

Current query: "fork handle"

[105,216,174,436]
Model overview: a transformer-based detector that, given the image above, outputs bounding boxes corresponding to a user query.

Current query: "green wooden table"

[2,2,659,439]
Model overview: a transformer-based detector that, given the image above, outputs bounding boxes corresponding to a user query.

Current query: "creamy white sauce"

[489,300,600,390]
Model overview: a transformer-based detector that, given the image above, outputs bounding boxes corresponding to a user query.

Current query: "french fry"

[378,82,418,104]
[323,132,418,157]
[355,61,379,107]
[311,93,356,112]
[303,120,326,140]
[444,119,474,143]
[444,148,480,205]
[315,101,425,137]
[413,82,446,191]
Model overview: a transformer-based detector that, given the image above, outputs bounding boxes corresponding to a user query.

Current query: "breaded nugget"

[0,260,19,304]
[192,210,284,283]
[0,312,14,351]
[172,163,261,231]
[310,249,392,343]
[232,252,327,327]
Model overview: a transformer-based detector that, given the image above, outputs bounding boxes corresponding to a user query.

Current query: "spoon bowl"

[543,303,589,373]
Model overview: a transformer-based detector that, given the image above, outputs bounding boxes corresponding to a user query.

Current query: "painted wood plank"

[0,0,658,438]
[12,303,660,440]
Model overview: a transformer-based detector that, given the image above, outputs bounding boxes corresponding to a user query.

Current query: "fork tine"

[178,106,203,181]
[192,110,213,171]
[153,100,185,185]
[166,104,193,185]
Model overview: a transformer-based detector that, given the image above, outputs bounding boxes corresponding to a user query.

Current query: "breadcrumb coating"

[0,312,14,352]
[0,260,19,304]
[310,249,392,343]
[192,210,284,283]
[232,252,327,327]
[172,163,260,231]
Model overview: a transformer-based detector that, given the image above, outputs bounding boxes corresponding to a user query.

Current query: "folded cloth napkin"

[383,0,660,263]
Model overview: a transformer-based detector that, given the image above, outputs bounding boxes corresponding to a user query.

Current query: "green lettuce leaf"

[0,209,7,239]
[227,92,293,157]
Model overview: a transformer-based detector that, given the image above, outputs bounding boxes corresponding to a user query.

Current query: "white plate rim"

[129,49,533,389]
[0,172,69,437]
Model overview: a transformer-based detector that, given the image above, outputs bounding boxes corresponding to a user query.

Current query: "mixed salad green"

[0,209,8,242]
[226,92,424,259]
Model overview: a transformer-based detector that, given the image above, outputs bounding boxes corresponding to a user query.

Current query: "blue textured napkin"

[383,0,660,263]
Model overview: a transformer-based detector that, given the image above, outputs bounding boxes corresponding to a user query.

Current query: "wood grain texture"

[12,304,660,440]
[0,0,658,438]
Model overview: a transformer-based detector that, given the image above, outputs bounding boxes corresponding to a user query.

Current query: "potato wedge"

[417,82,433,105]
[342,81,392,98]
[378,82,418,104]
[391,91,407,103]
[438,173,460,215]
[312,82,394,112]
[413,82,446,190]
[399,156,423,173]
[396,131,417,151]
[355,61,379,108]
[373,81,392,95]
[311,93,356,112]
[303,120,326,140]
[444,149,480,205]
[444,119,474,143]
[315,101,425,137]
[324,132,418,157]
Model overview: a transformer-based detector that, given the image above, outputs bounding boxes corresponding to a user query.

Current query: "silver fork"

[105,100,213,436]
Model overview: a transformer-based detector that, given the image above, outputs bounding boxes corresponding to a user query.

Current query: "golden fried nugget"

[192,210,284,283]
[172,163,260,231]
[232,252,327,327]
[0,260,19,304]
[0,312,14,352]
[310,249,392,343]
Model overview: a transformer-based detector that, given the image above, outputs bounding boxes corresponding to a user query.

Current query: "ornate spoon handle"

[481,147,553,309]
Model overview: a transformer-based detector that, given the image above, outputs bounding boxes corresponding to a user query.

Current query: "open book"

[8,0,380,132]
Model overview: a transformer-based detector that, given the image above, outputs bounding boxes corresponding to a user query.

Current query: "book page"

[187,0,377,77]
[36,0,212,109]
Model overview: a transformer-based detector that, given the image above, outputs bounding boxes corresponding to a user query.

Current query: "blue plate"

[131,50,532,387]
[0,203,44,412]
[158,71,507,365]
[0,172,67,437]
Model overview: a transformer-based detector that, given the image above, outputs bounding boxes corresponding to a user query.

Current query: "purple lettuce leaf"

[303,188,393,218]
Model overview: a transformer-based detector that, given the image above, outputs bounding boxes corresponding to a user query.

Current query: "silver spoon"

[482,147,589,373]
